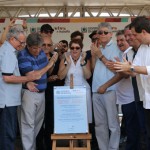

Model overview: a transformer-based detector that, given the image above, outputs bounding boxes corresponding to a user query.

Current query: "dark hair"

[70,31,84,41]
[59,40,68,46]
[26,32,43,47]
[123,24,130,33]
[40,24,54,32]
[89,30,97,39]
[69,39,83,49]
[129,16,150,33]
[116,30,124,37]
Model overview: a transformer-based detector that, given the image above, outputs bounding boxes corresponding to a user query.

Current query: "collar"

[124,46,133,54]
[106,39,113,46]
[25,46,42,58]
[100,39,113,48]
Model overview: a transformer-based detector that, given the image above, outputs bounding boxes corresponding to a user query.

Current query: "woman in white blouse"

[58,39,92,124]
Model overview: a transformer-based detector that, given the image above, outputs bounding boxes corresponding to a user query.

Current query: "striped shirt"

[18,48,48,91]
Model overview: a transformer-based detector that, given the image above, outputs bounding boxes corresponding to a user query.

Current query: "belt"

[23,88,45,93]
[37,90,45,93]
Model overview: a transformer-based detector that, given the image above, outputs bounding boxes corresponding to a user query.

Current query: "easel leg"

[52,140,56,150]
[70,140,73,150]
[87,140,91,150]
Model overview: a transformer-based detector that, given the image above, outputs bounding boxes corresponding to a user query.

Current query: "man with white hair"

[0,27,39,150]
[91,22,120,150]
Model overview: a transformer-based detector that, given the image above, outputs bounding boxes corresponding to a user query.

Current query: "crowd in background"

[0,16,150,150]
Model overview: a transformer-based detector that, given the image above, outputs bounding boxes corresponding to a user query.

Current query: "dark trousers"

[144,109,150,149]
[122,101,140,150]
[136,101,146,134]
[0,106,17,150]
[36,83,58,150]
[44,98,54,150]
[120,116,126,138]
[135,101,147,150]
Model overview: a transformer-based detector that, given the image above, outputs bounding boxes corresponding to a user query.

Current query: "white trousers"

[92,91,120,150]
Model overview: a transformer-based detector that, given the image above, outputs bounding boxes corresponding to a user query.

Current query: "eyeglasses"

[98,31,110,35]
[42,43,53,47]
[14,37,26,46]
[70,47,81,50]
[44,30,53,34]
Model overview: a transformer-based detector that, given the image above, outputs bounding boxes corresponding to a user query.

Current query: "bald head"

[42,36,53,54]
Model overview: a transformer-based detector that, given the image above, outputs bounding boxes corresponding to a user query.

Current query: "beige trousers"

[18,89,45,150]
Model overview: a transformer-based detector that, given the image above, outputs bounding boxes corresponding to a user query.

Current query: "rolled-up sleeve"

[146,66,150,75]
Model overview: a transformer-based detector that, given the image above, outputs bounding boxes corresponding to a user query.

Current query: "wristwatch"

[80,60,87,67]
[130,65,135,72]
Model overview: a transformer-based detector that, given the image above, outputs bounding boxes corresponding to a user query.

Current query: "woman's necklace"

[72,57,79,63]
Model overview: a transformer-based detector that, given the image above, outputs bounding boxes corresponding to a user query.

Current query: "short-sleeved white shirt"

[0,41,22,108]
[116,47,135,105]
[133,44,150,109]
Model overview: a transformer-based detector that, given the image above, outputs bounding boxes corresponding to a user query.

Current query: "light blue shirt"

[92,39,120,92]
[0,41,22,108]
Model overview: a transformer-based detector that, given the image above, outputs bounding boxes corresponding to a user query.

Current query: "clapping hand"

[114,58,131,72]
[64,52,71,66]
[81,51,86,62]
[49,52,58,64]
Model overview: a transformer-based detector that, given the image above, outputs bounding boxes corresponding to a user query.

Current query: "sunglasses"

[42,43,53,47]
[70,47,80,50]
[98,31,110,35]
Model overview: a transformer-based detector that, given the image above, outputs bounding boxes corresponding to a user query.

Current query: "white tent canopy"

[0,0,150,18]
[0,0,150,7]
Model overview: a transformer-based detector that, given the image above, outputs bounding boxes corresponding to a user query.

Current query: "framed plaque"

[54,86,88,134]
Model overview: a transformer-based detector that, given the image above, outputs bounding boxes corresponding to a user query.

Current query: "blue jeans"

[122,101,140,150]
[0,106,17,150]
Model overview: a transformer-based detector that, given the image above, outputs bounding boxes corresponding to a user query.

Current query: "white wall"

[0,18,131,50]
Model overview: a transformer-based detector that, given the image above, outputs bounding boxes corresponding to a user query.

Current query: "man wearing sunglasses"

[91,22,120,150]
[41,36,64,150]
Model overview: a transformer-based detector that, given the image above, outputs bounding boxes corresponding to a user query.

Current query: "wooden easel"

[51,74,91,150]
[51,133,91,150]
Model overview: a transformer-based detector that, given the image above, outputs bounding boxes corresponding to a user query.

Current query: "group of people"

[0,16,150,150]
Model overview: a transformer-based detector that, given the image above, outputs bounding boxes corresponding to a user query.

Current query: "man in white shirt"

[91,22,120,150]
[124,25,147,149]
[0,27,40,150]
[114,16,150,149]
